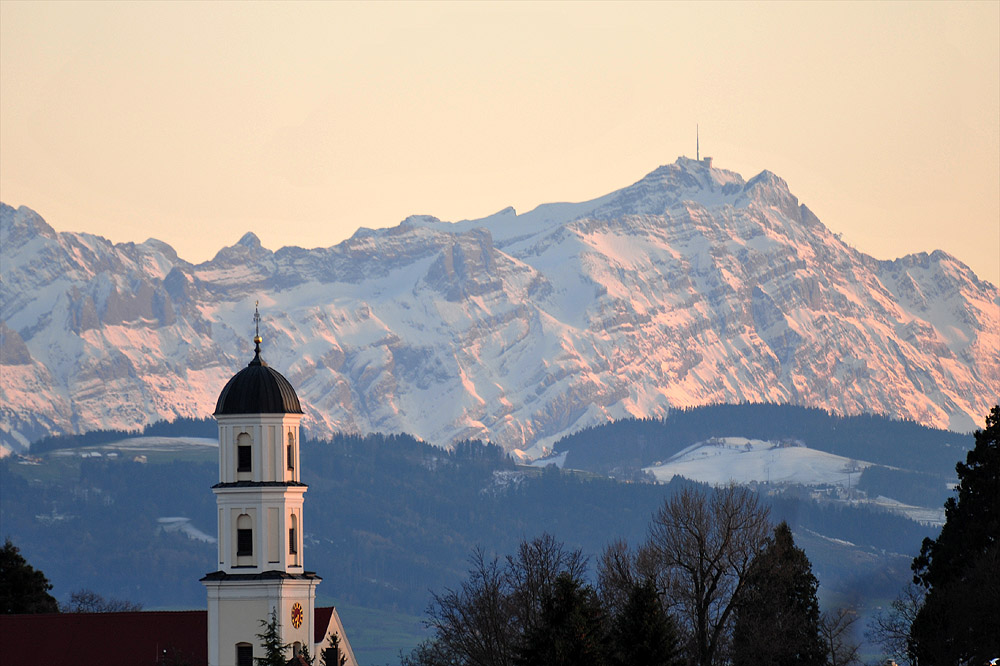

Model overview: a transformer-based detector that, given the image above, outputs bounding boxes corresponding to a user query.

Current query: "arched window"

[237,432,252,473]
[292,641,302,657]
[289,513,298,556]
[236,642,253,666]
[237,513,253,557]
[287,432,295,471]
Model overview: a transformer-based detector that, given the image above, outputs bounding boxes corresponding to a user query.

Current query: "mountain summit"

[2,158,997,455]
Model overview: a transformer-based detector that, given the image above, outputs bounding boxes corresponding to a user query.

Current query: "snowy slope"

[644,437,870,487]
[643,436,946,525]
[2,157,997,454]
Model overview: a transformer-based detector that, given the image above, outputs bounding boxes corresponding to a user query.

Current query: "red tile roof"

[314,606,333,644]
[0,610,207,666]
[0,607,337,666]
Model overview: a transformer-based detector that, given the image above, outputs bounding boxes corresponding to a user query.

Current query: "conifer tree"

[515,573,608,666]
[0,538,59,614]
[909,405,1000,664]
[320,632,347,666]
[609,578,684,666]
[255,609,290,666]
[731,522,825,666]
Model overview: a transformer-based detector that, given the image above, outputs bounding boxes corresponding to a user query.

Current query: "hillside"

[3,405,971,662]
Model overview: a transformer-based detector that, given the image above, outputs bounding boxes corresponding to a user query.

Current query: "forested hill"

[6,415,935,615]
[5,411,957,662]
[555,403,973,476]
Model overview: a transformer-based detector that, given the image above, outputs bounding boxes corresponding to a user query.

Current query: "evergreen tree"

[516,573,608,666]
[320,632,347,666]
[909,405,1000,664]
[731,522,825,666]
[0,538,59,614]
[609,578,684,666]
[255,609,290,666]
[297,642,315,665]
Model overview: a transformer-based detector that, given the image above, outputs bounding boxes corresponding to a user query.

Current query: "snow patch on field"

[868,496,946,526]
[158,517,216,543]
[47,436,218,455]
[527,450,568,468]
[644,437,870,488]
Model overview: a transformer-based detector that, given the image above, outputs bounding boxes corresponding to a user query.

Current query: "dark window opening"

[237,528,253,556]
[237,445,252,472]
[289,527,297,554]
[236,644,253,666]
[287,443,294,471]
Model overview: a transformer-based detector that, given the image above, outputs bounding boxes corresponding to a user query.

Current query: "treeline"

[556,403,971,476]
[856,466,952,509]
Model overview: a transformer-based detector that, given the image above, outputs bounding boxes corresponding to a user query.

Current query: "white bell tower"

[203,306,321,666]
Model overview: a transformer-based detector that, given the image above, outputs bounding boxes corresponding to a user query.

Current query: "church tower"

[203,308,320,666]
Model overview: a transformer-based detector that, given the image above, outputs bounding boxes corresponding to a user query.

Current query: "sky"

[2,2,998,285]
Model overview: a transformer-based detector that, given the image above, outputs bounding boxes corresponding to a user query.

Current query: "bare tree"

[820,608,862,666]
[412,534,587,666]
[421,547,513,666]
[65,588,142,612]
[643,485,771,666]
[597,538,641,617]
[504,533,587,636]
[866,584,924,666]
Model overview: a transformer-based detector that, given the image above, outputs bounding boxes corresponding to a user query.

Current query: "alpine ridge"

[2,157,997,455]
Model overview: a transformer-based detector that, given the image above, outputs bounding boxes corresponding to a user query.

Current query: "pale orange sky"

[1,1,998,285]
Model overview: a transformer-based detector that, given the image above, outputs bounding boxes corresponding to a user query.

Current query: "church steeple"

[203,305,320,666]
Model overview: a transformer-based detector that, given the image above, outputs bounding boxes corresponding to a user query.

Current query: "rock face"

[2,157,997,454]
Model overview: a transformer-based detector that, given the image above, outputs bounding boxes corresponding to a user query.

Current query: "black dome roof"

[214,342,303,416]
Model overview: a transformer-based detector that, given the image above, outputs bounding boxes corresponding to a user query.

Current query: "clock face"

[291,602,303,629]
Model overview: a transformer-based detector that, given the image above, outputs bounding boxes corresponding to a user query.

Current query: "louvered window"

[237,528,252,556]
[236,644,253,666]
[237,445,251,472]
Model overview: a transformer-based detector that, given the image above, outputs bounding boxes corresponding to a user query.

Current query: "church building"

[203,317,356,666]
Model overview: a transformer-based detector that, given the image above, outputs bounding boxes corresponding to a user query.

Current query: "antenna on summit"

[696,124,699,161]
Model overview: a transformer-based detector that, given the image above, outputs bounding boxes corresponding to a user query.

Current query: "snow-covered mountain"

[2,157,997,455]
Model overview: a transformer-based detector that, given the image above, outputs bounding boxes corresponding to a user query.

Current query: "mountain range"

[2,156,997,455]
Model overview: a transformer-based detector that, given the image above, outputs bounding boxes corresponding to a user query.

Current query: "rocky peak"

[237,231,262,249]
[209,231,273,264]
[0,204,58,250]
